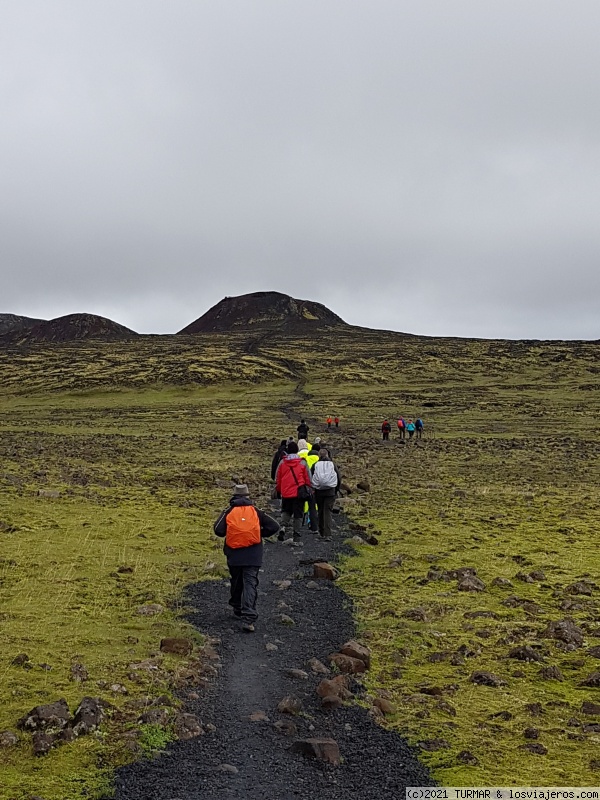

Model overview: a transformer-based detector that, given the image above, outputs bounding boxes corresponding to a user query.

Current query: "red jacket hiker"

[276,454,312,499]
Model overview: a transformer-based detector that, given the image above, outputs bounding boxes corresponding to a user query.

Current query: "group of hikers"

[213,417,340,632]
[326,415,340,428]
[381,416,424,440]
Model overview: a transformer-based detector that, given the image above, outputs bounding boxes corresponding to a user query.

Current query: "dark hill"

[14,313,138,343]
[0,313,45,336]
[178,291,347,334]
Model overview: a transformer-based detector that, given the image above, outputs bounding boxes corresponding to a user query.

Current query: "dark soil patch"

[111,511,431,799]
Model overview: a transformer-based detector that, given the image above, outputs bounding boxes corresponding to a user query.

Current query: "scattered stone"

[542,619,584,649]
[274,719,297,736]
[218,764,239,774]
[248,711,269,722]
[521,742,548,755]
[137,603,164,616]
[419,686,444,697]
[339,640,371,669]
[509,645,544,662]
[306,581,320,589]
[464,610,498,619]
[316,676,351,700]
[583,724,600,733]
[470,671,507,687]
[448,566,478,579]
[457,750,479,765]
[322,694,344,711]
[492,577,513,588]
[174,713,203,740]
[525,703,544,717]
[458,575,486,592]
[591,759,600,772]
[11,653,30,667]
[515,572,535,583]
[109,684,128,694]
[140,708,170,726]
[437,700,457,717]
[277,696,303,715]
[529,570,546,581]
[566,582,593,596]
[580,672,600,688]
[540,665,564,681]
[160,637,193,656]
[0,731,18,748]
[290,738,341,766]
[419,738,450,751]
[356,481,371,492]
[402,607,428,621]
[70,663,89,683]
[328,653,367,674]
[18,699,70,732]
[489,710,513,721]
[582,701,600,716]
[307,658,329,674]
[273,580,292,590]
[72,697,103,735]
[32,732,54,756]
[588,646,600,658]
[279,614,295,626]
[365,535,379,545]
[313,562,337,580]
[285,669,308,680]
[265,643,278,652]
[373,698,396,716]
[523,727,539,739]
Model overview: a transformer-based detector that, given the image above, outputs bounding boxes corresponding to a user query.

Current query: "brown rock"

[306,658,329,675]
[174,713,203,740]
[248,711,269,722]
[373,698,396,716]
[529,570,545,581]
[525,702,544,717]
[457,750,479,765]
[492,577,513,588]
[509,645,544,662]
[339,640,371,669]
[160,637,193,656]
[419,686,444,697]
[580,672,600,687]
[581,700,600,717]
[316,676,351,700]
[313,562,337,581]
[521,742,548,755]
[524,727,539,739]
[18,699,70,732]
[277,696,303,715]
[274,719,297,736]
[458,575,486,592]
[0,731,18,748]
[470,671,507,687]
[285,669,308,680]
[356,481,371,492]
[11,653,30,667]
[321,695,344,711]
[540,665,564,681]
[402,607,428,621]
[290,738,341,766]
[419,738,451,751]
[32,732,54,756]
[328,653,367,674]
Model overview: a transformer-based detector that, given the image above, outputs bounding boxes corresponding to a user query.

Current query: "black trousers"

[228,565,260,622]
[315,492,335,537]
[383,431,390,440]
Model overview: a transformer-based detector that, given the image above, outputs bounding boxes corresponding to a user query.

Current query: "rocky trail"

[112,507,431,799]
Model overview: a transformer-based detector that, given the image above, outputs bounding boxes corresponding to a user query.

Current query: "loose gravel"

[112,510,432,799]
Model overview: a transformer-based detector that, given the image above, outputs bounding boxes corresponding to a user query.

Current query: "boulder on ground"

[0,731,18,748]
[328,653,367,674]
[470,671,507,687]
[160,637,193,656]
[72,697,103,736]
[373,697,396,716]
[458,575,486,592]
[32,731,54,757]
[542,619,583,649]
[18,699,70,732]
[313,562,337,581]
[316,676,351,700]
[290,738,341,766]
[339,640,371,669]
[174,713,203,740]
[277,696,303,715]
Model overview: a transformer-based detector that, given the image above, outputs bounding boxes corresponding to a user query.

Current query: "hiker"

[275,441,313,539]
[213,484,280,632]
[382,420,392,440]
[270,439,288,481]
[297,419,309,439]
[327,416,332,428]
[299,442,320,532]
[415,418,424,438]
[397,417,405,439]
[297,438,310,458]
[406,419,416,439]
[311,448,340,539]
[334,416,340,428]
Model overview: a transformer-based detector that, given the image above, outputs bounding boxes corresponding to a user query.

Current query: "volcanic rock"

[290,737,341,766]
[16,313,137,343]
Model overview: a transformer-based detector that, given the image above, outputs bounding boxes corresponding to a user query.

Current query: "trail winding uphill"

[111,509,431,799]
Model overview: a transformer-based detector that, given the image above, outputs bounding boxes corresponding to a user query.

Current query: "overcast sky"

[2,1,599,338]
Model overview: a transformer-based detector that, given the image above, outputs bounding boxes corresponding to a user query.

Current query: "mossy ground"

[1,331,599,794]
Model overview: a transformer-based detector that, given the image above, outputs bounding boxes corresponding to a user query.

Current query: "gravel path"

[112,510,431,799]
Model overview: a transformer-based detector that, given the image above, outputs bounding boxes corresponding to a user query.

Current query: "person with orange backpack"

[397,417,406,439]
[213,484,280,632]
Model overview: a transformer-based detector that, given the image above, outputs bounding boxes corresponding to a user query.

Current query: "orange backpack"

[225,506,261,549]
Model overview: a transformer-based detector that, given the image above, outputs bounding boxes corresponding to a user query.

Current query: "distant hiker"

[406,419,416,439]
[311,449,341,539]
[415,418,424,439]
[327,416,332,428]
[213,484,280,633]
[334,416,340,428]
[382,420,392,440]
[275,442,314,540]
[297,419,309,439]
[270,439,288,481]
[397,417,406,439]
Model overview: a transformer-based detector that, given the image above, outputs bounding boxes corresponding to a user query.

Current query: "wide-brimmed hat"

[233,484,250,496]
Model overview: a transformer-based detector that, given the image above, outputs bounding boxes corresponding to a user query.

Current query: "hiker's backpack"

[225,506,261,549]
[311,461,338,490]
[397,418,404,428]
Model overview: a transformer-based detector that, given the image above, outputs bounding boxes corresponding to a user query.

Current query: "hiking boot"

[277,529,286,542]
[241,622,255,633]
